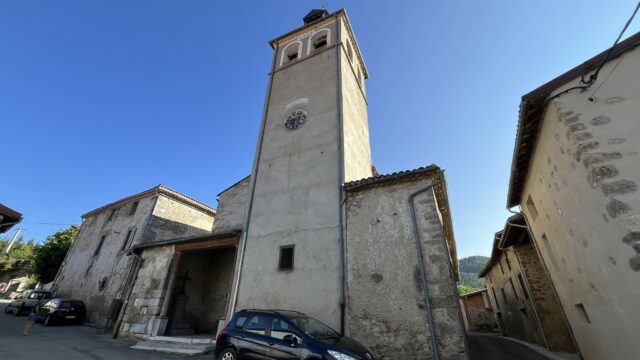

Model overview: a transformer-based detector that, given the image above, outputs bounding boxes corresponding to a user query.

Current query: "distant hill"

[458,256,490,292]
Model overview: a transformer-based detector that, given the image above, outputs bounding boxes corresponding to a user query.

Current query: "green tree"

[0,236,35,275]
[457,284,483,295]
[31,225,79,283]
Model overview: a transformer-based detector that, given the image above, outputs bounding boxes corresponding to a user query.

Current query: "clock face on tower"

[284,110,307,130]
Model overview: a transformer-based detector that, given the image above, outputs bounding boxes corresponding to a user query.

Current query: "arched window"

[280,41,303,66]
[308,28,331,54]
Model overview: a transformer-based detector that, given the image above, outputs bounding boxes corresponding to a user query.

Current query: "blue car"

[215,309,374,360]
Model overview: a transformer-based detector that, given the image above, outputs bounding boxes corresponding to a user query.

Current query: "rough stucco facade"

[53,186,216,327]
[345,173,466,360]
[510,33,640,360]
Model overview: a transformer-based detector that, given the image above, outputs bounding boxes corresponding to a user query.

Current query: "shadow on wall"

[141,216,213,244]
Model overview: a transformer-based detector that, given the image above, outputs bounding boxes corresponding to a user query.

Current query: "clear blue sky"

[2,1,639,257]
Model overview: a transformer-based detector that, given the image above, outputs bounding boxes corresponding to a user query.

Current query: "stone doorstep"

[130,336,216,356]
[133,334,215,345]
[131,344,204,356]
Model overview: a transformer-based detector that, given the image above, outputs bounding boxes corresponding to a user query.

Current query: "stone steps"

[131,335,215,356]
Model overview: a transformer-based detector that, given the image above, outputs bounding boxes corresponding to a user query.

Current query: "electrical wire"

[22,221,78,226]
[545,0,640,106]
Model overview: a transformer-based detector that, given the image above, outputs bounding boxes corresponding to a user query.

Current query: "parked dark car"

[3,289,52,316]
[215,309,373,360]
[36,298,86,326]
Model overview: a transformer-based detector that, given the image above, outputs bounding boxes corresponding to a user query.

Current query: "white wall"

[522,45,640,360]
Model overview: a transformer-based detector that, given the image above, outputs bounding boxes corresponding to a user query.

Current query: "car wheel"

[218,348,237,360]
[3,306,10,314]
[44,315,52,327]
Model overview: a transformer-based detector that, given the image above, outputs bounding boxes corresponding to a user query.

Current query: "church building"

[54,9,466,359]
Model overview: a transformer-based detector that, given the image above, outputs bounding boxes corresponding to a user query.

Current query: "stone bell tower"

[230,9,372,330]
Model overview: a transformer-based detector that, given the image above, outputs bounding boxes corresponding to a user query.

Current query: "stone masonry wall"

[54,195,156,326]
[515,242,575,352]
[214,177,249,232]
[346,178,466,360]
[141,195,215,244]
[120,245,174,336]
[483,249,545,346]
[460,292,496,332]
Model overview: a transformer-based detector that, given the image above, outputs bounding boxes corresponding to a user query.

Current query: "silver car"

[4,289,52,316]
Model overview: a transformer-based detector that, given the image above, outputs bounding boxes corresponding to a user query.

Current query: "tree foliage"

[0,236,35,275]
[31,225,79,283]
[458,255,490,292]
[457,284,483,295]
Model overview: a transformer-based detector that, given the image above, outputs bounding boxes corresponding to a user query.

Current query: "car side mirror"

[283,334,298,347]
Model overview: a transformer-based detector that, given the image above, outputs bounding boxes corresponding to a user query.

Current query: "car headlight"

[328,350,357,360]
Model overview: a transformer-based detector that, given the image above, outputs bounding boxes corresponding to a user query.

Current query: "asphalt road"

[0,300,209,360]
[468,332,551,360]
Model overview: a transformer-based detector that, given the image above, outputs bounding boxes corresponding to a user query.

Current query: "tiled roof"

[82,185,216,218]
[344,165,440,191]
[507,31,640,208]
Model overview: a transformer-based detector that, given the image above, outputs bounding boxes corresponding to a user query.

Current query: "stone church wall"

[54,195,156,327]
[345,178,467,360]
[215,176,249,232]
[141,194,215,244]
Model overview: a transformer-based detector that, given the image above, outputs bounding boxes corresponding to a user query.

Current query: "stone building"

[53,185,215,327]
[507,31,640,359]
[479,214,576,354]
[223,9,466,359]
[458,289,496,333]
[54,8,467,359]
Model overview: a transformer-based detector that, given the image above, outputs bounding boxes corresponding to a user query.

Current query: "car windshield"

[287,316,339,339]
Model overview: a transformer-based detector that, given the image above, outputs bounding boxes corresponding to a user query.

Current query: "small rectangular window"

[121,229,136,251]
[505,253,512,271]
[128,201,139,216]
[498,258,505,274]
[526,195,538,220]
[575,303,591,324]
[94,235,107,257]
[279,246,295,271]
[107,208,118,222]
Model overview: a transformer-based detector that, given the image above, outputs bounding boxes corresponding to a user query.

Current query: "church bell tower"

[231,9,371,330]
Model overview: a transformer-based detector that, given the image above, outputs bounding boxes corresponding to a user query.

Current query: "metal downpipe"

[409,180,443,360]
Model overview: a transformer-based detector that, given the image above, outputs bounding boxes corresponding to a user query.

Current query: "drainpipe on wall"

[409,179,443,360]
